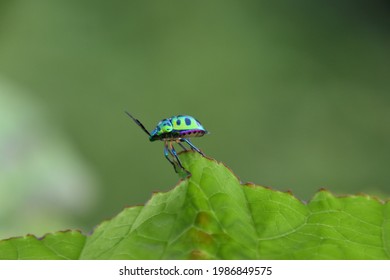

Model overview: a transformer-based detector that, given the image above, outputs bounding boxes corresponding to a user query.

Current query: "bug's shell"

[149,115,208,141]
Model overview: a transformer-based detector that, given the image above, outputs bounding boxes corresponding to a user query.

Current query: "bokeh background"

[0,0,389,239]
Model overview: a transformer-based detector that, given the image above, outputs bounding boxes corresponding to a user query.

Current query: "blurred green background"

[0,0,389,239]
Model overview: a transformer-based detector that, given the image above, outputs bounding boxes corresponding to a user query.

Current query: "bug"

[125,112,208,173]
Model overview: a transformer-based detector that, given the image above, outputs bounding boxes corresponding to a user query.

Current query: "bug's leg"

[169,142,185,170]
[180,138,205,156]
[179,139,196,152]
[164,141,178,172]
[177,141,188,151]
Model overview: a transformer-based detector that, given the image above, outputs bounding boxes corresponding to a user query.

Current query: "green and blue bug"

[125,112,208,173]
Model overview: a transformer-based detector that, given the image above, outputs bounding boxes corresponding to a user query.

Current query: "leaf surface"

[80,153,390,259]
[1,152,389,259]
[0,230,86,260]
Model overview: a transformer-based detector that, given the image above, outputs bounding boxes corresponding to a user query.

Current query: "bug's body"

[126,112,208,173]
[149,115,208,141]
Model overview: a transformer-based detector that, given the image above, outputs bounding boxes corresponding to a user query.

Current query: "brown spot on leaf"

[195,211,210,227]
[189,228,214,246]
[188,249,209,260]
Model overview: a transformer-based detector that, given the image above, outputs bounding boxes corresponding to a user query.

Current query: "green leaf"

[1,152,389,259]
[0,230,86,260]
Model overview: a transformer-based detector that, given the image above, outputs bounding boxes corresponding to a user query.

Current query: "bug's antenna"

[125,111,151,137]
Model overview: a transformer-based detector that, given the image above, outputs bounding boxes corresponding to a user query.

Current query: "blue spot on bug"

[185,118,191,126]
[176,119,181,125]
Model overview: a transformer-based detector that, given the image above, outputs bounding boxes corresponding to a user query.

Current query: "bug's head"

[157,120,173,133]
[149,119,173,141]
[161,123,173,133]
